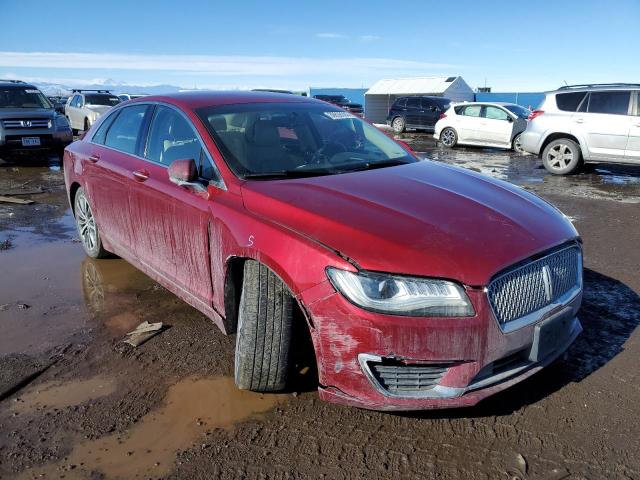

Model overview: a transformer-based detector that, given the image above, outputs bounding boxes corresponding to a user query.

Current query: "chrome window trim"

[87,101,227,191]
[487,243,583,333]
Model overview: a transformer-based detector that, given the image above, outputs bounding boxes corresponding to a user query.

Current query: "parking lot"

[1,137,639,479]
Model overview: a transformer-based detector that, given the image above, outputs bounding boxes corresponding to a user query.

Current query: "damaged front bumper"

[302,282,582,411]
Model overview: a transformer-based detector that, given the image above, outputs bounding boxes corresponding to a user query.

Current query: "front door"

[127,104,214,307]
[480,106,514,146]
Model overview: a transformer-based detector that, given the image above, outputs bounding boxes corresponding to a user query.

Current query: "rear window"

[556,92,588,112]
[588,91,631,115]
[455,105,482,117]
[393,98,406,108]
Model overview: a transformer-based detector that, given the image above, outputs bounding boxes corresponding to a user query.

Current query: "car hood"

[0,108,55,119]
[86,105,112,115]
[241,161,578,286]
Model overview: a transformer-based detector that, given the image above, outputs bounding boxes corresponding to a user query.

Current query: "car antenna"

[563,80,569,86]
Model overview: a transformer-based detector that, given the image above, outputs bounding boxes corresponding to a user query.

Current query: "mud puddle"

[12,376,118,413]
[17,376,288,479]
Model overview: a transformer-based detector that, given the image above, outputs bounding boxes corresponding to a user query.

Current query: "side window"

[145,106,214,178]
[394,98,406,108]
[104,104,149,154]
[556,92,588,112]
[462,105,482,117]
[91,110,120,145]
[406,97,421,109]
[77,95,84,107]
[484,106,510,121]
[588,91,631,115]
[421,98,435,110]
[71,95,79,107]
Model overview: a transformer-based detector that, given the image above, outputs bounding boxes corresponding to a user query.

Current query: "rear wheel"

[235,260,293,392]
[440,127,458,148]
[512,133,524,153]
[392,116,406,133]
[74,187,109,258]
[542,138,582,175]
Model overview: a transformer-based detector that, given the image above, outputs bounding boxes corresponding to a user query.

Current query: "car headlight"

[55,115,69,128]
[326,268,474,317]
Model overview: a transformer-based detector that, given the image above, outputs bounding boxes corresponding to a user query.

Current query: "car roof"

[0,80,38,89]
[128,90,319,109]
[548,84,640,94]
[451,101,521,108]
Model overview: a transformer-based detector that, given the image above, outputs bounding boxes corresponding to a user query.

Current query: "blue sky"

[1,0,639,91]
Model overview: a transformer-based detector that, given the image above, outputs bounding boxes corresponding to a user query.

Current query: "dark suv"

[0,79,73,158]
[387,96,451,133]
[313,95,364,117]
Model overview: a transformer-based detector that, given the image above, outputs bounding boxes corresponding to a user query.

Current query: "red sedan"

[63,92,583,410]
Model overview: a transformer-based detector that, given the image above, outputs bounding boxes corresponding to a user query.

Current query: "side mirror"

[168,159,208,195]
[507,116,514,123]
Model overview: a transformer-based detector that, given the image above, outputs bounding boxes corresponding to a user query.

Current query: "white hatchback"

[434,102,531,152]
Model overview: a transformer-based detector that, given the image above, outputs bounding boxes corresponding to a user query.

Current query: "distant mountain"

[33,81,184,96]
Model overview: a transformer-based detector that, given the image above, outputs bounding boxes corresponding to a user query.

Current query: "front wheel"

[235,261,294,392]
[74,187,109,258]
[440,127,457,148]
[542,138,582,175]
[83,118,91,132]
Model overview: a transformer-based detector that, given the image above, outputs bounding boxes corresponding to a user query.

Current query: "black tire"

[235,260,293,392]
[83,118,91,132]
[391,116,406,134]
[74,187,109,258]
[440,127,458,148]
[542,138,582,175]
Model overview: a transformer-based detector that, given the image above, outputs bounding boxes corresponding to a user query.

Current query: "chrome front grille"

[2,119,51,129]
[488,244,582,326]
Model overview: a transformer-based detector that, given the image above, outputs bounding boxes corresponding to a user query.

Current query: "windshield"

[0,87,52,109]
[85,94,121,106]
[504,104,532,119]
[197,102,416,179]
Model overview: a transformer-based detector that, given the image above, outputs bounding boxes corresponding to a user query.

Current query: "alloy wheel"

[76,193,98,252]
[546,143,574,170]
[441,129,456,147]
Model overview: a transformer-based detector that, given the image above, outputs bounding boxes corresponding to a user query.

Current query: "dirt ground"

[0,139,639,480]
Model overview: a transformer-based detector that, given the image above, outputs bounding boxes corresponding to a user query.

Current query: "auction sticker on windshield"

[324,111,355,120]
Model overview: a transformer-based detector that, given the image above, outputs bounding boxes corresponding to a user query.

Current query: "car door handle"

[132,169,149,182]
[88,154,100,163]
[574,118,584,123]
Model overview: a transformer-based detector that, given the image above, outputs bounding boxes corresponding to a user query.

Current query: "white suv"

[520,84,640,174]
[65,90,121,133]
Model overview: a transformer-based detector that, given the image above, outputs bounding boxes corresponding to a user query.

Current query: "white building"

[364,76,474,123]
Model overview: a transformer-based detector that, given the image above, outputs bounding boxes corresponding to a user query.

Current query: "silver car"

[65,90,121,134]
[520,83,640,174]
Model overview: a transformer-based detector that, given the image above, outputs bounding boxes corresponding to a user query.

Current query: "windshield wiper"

[337,158,413,172]
[242,169,336,180]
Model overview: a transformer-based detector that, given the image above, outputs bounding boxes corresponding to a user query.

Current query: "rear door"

[574,90,632,159]
[127,104,216,306]
[455,104,483,141]
[625,91,640,161]
[84,104,151,251]
[480,106,514,146]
